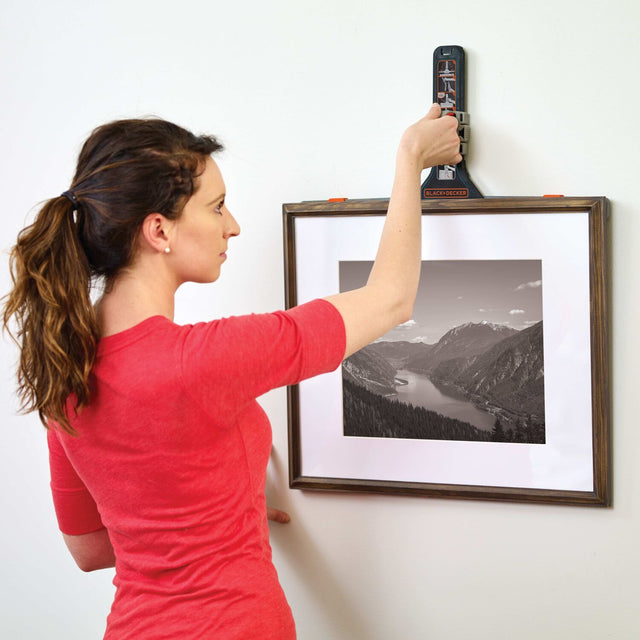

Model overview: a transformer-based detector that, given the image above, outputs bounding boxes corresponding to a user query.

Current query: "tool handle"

[421,45,482,199]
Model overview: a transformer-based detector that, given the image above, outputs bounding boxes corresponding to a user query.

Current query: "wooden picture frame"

[283,197,610,506]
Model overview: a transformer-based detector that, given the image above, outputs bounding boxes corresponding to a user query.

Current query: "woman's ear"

[139,213,173,253]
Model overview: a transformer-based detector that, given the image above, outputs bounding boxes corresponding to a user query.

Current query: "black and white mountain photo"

[340,260,545,444]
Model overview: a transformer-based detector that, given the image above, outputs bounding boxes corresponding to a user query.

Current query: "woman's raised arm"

[324,104,462,358]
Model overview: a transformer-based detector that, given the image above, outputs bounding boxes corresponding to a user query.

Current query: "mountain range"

[343,320,545,427]
[406,321,519,373]
[342,346,398,396]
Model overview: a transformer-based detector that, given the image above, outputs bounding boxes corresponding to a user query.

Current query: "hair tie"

[61,190,79,210]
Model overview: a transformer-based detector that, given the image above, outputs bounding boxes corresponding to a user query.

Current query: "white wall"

[1,1,638,638]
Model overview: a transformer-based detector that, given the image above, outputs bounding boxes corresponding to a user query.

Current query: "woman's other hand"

[267,507,291,524]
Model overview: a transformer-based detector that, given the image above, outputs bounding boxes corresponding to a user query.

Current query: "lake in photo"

[394,369,494,431]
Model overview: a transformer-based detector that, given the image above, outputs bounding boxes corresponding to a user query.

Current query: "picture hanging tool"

[421,45,482,199]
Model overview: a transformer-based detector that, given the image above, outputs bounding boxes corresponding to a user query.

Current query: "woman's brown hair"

[3,118,223,434]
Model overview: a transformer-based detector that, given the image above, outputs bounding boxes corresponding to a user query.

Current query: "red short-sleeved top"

[48,299,345,639]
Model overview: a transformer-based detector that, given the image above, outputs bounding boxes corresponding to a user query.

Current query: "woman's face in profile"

[169,157,241,285]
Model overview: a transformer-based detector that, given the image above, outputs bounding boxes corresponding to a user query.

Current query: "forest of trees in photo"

[343,378,491,442]
[343,376,545,444]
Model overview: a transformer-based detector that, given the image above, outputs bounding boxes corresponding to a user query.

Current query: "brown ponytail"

[3,118,223,434]
[4,196,97,433]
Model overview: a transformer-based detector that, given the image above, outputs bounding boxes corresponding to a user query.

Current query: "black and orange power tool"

[421,45,483,199]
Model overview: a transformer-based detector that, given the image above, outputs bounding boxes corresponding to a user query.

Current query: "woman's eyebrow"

[205,193,225,206]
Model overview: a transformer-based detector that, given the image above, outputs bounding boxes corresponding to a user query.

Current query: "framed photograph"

[283,197,610,506]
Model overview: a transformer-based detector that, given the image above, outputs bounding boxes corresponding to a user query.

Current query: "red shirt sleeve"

[47,428,105,535]
[180,298,345,417]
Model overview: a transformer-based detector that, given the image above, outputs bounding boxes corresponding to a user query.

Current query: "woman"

[3,105,460,638]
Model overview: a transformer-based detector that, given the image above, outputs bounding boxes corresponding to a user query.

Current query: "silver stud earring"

[164,247,171,254]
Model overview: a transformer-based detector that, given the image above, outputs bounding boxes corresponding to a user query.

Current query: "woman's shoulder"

[97,315,176,356]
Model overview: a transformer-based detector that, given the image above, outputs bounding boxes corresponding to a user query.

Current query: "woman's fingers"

[399,107,463,170]
[267,507,291,524]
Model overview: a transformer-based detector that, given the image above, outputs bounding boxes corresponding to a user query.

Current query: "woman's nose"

[224,209,240,238]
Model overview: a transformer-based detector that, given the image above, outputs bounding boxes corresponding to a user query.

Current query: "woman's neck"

[95,268,176,338]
